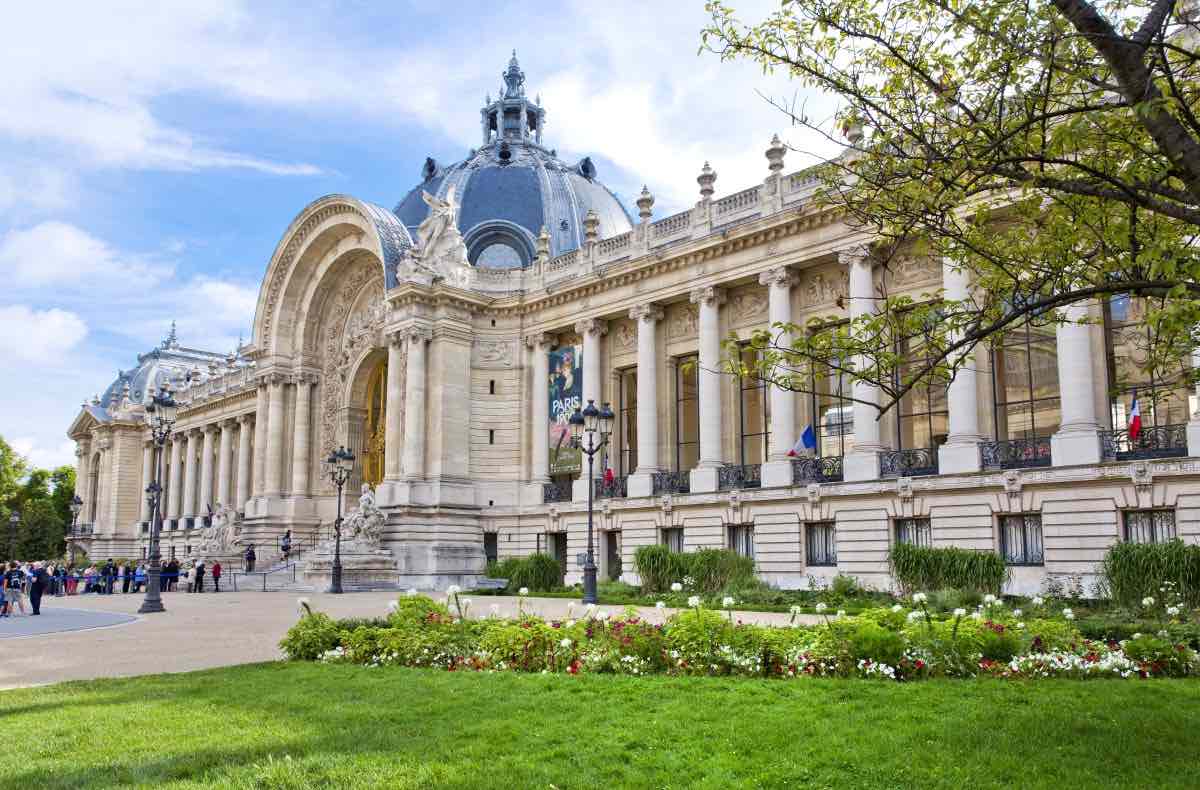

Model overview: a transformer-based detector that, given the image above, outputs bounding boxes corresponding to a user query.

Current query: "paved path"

[0,590,818,690]
[0,606,137,639]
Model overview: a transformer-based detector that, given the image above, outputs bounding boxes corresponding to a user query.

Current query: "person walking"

[181,562,192,594]
[280,530,292,563]
[167,559,180,592]
[211,561,222,592]
[28,562,48,615]
[3,562,25,616]
[244,544,256,573]
[194,560,206,593]
[103,559,116,595]
[121,562,132,594]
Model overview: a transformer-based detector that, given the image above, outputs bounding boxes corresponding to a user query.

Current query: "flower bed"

[281,589,1200,681]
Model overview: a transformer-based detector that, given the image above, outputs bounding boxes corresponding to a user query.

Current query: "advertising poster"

[548,344,582,475]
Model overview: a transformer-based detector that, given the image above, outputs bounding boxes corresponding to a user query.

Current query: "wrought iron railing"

[593,476,628,499]
[880,448,939,478]
[718,463,762,490]
[68,524,94,538]
[651,471,690,495]
[1101,425,1188,460]
[791,456,844,484]
[981,437,1053,470]
[542,481,573,504]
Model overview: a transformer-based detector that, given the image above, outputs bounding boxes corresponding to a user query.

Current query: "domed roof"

[96,324,240,411]
[394,53,633,269]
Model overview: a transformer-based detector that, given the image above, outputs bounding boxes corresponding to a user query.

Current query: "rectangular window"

[1124,509,1177,544]
[488,429,495,445]
[896,517,933,548]
[992,319,1060,440]
[662,527,684,553]
[896,320,949,451]
[727,523,755,559]
[483,532,498,565]
[1000,514,1044,565]
[676,354,700,471]
[1105,295,1194,430]
[809,322,855,458]
[805,521,837,566]
[620,367,638,475]
[738,345,770,465]
[489,379,496,395]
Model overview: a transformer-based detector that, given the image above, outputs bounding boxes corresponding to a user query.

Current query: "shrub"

[279,611,341,661]
[847,622,905,666]
[889,543,1008,594]
[977,622,1022,662]
[1121,634,1196,676]
[830,574,860,598]
[634,545,690,593]
[1021,618,1084,652]
[1099,540,1200,608]
[635,545,755,594]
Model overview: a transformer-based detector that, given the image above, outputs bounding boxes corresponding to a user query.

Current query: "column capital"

[524,331,555,350]
[838,246,874,268]
[290,371,316,386]
[758,266,798,288]
[574,318,609,337]
[629,304,664,323]
[385,328,407,347]
[404,325,433,344]
[261,372,286,387]
[238,412,254,426]
[202,423,219,435]
[689,285,726,307]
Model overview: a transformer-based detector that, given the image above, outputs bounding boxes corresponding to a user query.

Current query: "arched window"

[88,453,101,524]
[465,222,535,269]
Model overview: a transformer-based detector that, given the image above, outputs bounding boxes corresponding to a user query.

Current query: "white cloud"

[0,305,88,362]
[0,221,170,289]
[8,436,77,471]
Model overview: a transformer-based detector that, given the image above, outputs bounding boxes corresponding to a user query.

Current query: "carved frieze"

[728,287,768,327]
[474,340,515,368]
[668,303,698,339]
[612,320,636,352]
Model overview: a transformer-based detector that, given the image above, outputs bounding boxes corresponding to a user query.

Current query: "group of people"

[2,561,52,616]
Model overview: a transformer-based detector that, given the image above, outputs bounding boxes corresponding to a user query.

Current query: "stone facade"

[66,59,1200,594]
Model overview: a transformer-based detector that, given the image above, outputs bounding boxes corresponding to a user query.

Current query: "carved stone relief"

[889,256,941,288]
[728,287,767,327]
[668,303,698,339]
[474,340,515,368]
[800,267,849,307]
[613,320,636,352]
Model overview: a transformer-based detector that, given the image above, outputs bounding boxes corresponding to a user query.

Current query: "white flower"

[387,601,399,614]
[406,588,419,597]
[835,609,846,618]
[815,602,828,613]
[970,612,982,621]
[518,587,529,596]
[891,604,903,613]
[656,601,666,609]
[446,584,461,596]
[586,603,597,613]
[596,610,610,621]
[1062,608,1075,620]
[566,601,577,614]
[984,594,997,605]
[670,582,683,592]
[721,596,736,608]
[906,611,922,622]
[953,608,967,617]
[1031,596,1044,607]
[912,592,928,604]
[1012,609,1023,618]
[1016,622,1025,629]
[687,595,701,608]
[560,638,572,649]
[489,604,500,616]
[790,605,803,615]
[296,597,311,616]
[1142,596,1155,607]
[462,598,473,611]
[1167,606,1181,617]
[1132,633,1143,640]
[565,619,576,627]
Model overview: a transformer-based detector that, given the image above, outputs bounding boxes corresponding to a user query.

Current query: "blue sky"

[0,0,838,470]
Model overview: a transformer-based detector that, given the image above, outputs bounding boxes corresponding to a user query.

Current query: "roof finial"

[503,50,525,98]
[162,320,178,349]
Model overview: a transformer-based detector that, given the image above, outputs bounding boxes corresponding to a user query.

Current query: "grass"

[4,664,1200,788]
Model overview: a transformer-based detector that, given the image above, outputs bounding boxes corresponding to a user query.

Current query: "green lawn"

[5,664,1200,789]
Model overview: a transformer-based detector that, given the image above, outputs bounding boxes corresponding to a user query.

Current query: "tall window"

[483,532,498,565]
[1104,295,1193,429]
[896,332,948,451]
[738,345,770,465]
[1124,510,1176,544]
[805,521,837,566]
[619,368,638,475]
[1000,514,1044,565]
[728,523,755,559]
[809,323,855,458]
[87,454,100,523]
[662,527,684,553]
[896,517,933,547]
[992,319,1060,440]
[676,354,700,471]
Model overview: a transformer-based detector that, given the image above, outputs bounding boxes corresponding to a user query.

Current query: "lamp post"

[324,446,355,594]
[8,510,19,562]
[139,383,177,614]
[569,399,615,605]
[67,495,82,565]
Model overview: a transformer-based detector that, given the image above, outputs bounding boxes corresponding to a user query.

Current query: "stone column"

[252,382,268,498]
[1051,301,1102,465]
[291,374,312,496]
[140,441,154,522]
[844,251,885,481]
[264,375,286,495]
[168,436,183,521]
[217,419,234,507]
[403,327,431,480]
[938,258,983,473]
[573,318,608,501]
[1188,347,1200,457]
[182,430,199,519]
[74,445,89,522]
[236,415,252,511]
[199,425,216,516]
[526,332,553,483]
[690,286,725,493]
[628,305,664,497]
[759,267,800,487]
[379,335,404,481]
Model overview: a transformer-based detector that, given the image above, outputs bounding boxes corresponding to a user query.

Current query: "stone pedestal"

[689,466,719,493]
[938,441,982,475]
[303,537,401,591]
[760,460,794,488]
[844,450,881,482]
[1051,429,1102,466]
[627,472,654,498]
[1188,419,1200,458]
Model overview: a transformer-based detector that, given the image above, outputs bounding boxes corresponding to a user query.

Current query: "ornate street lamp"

[569,399,614,605]
[8,510,19,562]
[324,445,355,594]
[139,383,177,614]
[67,494,82,565]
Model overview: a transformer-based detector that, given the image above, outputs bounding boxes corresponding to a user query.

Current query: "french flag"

[1128,393,1142,441]
[787,425,817,457]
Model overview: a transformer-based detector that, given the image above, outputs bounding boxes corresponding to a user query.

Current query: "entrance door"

[483,532,498,566]
[547,532,567,585]
[605,530,622,581]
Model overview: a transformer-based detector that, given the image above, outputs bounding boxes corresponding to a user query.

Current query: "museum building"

[66,54,1200,593]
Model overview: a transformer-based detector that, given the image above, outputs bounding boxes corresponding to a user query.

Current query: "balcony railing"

[67,524,94,538]
[651,471,690,495]
[880,447,939,478]
[791,456,844,484]
[593,476,628,499]
[542,481,572,504]
[1101,424,1189,461]
[981,437,1052,470]
[718,463,762,490]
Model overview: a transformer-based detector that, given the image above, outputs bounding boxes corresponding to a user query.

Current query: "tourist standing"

[244,544,256,573]
[121,562,132,594]
[133,563,146,593]
[28,562,48,616]
[3,562,25,616]
[211,561,222,592]
[103,559,116,594]
[280,530,292,562]
[194,560,206,593]
[181,562,192,593]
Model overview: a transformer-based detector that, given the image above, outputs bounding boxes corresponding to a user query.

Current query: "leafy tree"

[16,499,63,561]
[49,466,77,527]
[0,436,27,508]
[703,0,1200,413]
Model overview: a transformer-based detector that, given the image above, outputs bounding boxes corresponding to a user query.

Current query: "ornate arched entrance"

[361,356,387,487]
